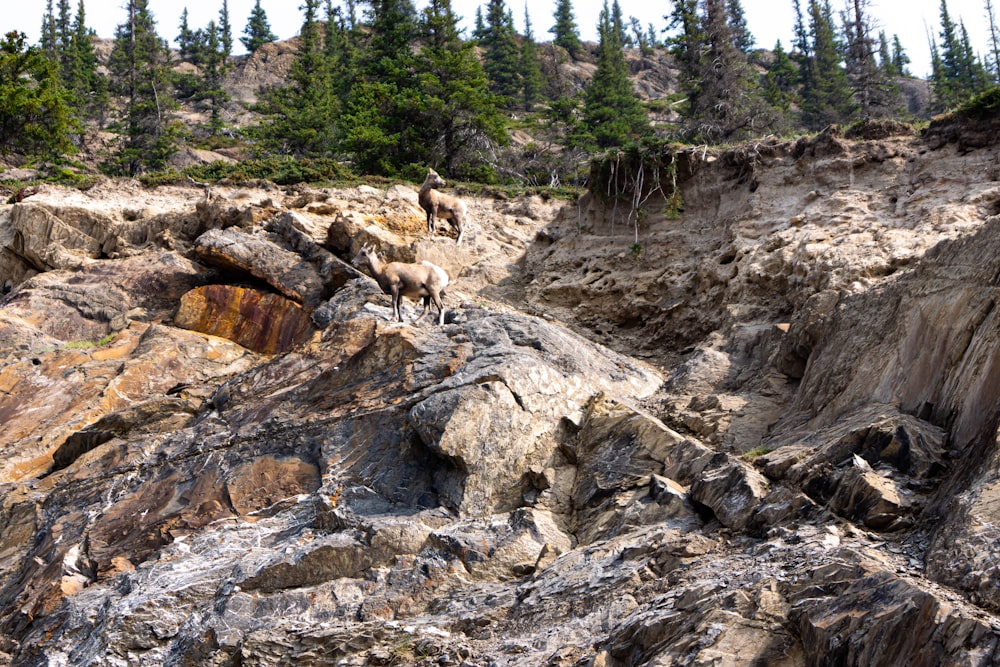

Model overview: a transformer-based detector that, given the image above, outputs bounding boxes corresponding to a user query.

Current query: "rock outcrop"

[3,118,1000,665]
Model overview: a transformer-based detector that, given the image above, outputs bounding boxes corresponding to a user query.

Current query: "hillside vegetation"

[0,0,969,191]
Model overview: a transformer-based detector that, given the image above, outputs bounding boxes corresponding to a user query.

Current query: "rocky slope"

[2,113,1000,665]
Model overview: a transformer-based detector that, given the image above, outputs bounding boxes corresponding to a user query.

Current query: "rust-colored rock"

[174,284,315,354]
[194,227,327,306]
[227,455,322,516]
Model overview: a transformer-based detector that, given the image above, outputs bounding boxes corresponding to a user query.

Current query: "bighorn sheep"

[352,244,450,325]
[419,168,467,245]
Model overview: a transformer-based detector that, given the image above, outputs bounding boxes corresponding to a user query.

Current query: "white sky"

[0,0,994,78]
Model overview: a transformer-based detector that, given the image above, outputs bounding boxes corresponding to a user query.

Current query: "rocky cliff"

[2,115,1000,665]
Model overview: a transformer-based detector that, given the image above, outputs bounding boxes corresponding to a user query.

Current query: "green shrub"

[956,86,1000,121]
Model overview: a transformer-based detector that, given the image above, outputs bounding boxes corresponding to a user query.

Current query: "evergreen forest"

[3,0,1000,188]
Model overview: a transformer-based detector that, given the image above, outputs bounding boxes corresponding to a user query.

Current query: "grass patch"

[740,446,773,461]
[63,333,116,350]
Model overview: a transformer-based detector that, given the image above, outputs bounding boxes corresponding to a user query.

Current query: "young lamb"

[352,244,450,325]
[419,168,467,245]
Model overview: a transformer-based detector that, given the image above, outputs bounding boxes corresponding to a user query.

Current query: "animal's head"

[352,244,378,269]
[424,168,447,189]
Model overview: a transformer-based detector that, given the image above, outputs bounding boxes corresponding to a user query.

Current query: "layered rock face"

[3,118,1000,665]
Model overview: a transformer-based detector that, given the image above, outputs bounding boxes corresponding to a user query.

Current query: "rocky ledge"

[3,120,1000,665]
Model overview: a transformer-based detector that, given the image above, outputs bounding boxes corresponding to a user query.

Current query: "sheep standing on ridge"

[352,244,450,325]
[419,168,467,245]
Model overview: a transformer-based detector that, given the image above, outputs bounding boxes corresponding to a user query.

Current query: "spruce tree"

[177,8,196,60]
[481,0,522,105]
[800,0,855,129]
[577,0,649,149]
[324,0,360,102]
[218,0,233,60]
[240,0,277,53]
[610,0,626,47]
[520,4,544,110]
[685,0,775,142]
[933,0,989,109]
[842,0,897,117]
[195,18,231,136]
[763,40,798,114]
[55,0,74,78]
[958,22,989,90]
[40,0,57,55]
[727,0,754,54]
[253,0,338,156]
[473,7,487,41]
[792,0,810,55]
[106,0,178,175]
[67,0,108,124]
[412,0,507,175]
[934,0,960,107]
[877,31,892,73]
[665,0,703,97]
[550,0,581,57]
[340,0,421,173]
[0,30,74,157]
[891,34,910,76]
[988,0,1000,82]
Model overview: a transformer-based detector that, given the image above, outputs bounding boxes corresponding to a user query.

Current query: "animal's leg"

[431,292,445,325]
[415,295,431,322]
[391,287,404,322]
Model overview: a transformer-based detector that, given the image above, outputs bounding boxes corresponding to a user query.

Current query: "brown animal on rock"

[419,168,467,245]
[352,244,450,325]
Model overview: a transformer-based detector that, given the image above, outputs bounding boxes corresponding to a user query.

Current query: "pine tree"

[218,0,233,60]
[55,0,74,77]
[106,0,178,174]
[412,0,507,175]
[933,0,989,109]
[958,21,989,90]
[577,0,649,149]
[800,0,855,129]
[610,0,626,46]
[177,8,196,60]
[727,0,754,54]
[988,0,1000,82]
[67,0,108,123]
[324,0,360,102]
[877,31,893,73]
[763,40,798,112]
[550,0,581,57]
[665,0,703,99]
[891,34,910,76]
[842,0,897,117]
[0,31,74,157]
[253,0,338,156]
[520,4,544,110]
[627,17,653,54]
[194,18,231,136]
[481,0,522,105]
[685,0,775,142]
[240,0,277,53]
[40,0,57,55]
[339,0,422,173]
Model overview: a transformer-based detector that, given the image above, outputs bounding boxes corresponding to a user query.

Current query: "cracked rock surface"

[4,118,1000,665]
